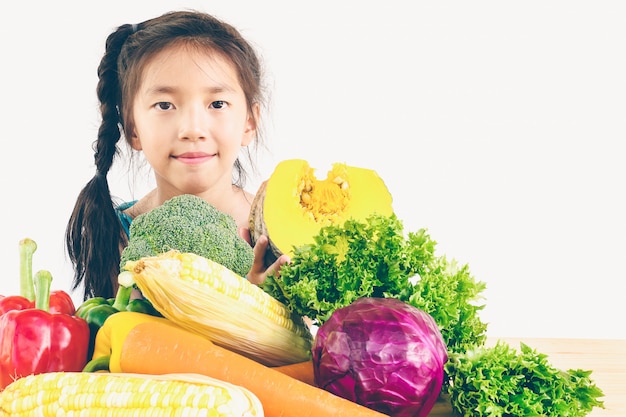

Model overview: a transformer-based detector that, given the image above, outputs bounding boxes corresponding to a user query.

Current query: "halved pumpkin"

[249,159,393,265]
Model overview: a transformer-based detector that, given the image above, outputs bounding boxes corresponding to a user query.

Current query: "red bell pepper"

[0,295,33,316]
[0,291,76,316]
[0,239,76,316]
[0,270,90,390]
[0,238,89,390]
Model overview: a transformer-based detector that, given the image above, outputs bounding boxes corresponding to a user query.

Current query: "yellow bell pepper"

[84,311,173,372]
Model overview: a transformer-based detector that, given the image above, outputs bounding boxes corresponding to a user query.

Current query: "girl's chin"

[173,179,221,195]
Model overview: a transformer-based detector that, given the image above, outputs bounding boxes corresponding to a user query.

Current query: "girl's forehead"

[140,43,240,90]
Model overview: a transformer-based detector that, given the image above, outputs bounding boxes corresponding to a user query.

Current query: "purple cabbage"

[312,297,448,417]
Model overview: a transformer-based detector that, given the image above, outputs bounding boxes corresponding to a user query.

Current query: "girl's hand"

[239,228,290,285]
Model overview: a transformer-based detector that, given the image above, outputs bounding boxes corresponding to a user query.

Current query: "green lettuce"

[262,213,487,354]
[445,341,605,416]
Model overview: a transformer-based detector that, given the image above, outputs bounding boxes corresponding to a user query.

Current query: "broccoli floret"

[120,194,254,277]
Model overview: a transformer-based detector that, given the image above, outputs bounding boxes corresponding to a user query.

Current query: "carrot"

[119,320,387,417]
[272,360,316,386]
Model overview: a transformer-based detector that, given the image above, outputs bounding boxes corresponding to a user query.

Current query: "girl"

[66,10,287,300]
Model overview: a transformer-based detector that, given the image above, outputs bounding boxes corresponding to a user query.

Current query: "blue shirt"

[115,201,136,238]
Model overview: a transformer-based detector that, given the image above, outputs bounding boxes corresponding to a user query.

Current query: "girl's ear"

[241,103,260,147]
[130,131,142,150]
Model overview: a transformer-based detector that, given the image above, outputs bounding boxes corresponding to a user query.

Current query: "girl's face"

[131,44,257,201]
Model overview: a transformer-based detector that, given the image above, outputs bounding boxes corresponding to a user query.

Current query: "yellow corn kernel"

[126,251,313,367]
[179,252,303,332]
[0,372,263,417]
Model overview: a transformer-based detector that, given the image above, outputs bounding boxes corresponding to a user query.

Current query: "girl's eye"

[210,100,227,109]
[155,102,174,111]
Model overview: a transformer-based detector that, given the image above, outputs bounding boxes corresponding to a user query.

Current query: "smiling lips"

[173,152,214,165]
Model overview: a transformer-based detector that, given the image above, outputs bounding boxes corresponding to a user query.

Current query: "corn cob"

[124,251,313,367]
[0,372,263,417]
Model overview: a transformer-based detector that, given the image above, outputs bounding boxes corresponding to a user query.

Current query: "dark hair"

[66,10,265,300]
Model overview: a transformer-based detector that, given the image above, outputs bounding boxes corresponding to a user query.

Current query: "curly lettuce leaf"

[263,213,487,354]
[445,341,605,416]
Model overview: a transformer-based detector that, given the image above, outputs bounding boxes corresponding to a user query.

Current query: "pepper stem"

[33,270,52,312]
[111,271,135,311]
[82,355,111,373]
[19,238,37,301]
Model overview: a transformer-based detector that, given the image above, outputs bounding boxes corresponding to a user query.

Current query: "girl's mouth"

[173,152,214,165]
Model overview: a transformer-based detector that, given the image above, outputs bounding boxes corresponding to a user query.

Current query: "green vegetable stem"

[33,270,52,311]
[18,238,38,302]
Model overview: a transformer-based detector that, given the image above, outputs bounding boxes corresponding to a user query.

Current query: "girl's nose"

[178,106,208,141]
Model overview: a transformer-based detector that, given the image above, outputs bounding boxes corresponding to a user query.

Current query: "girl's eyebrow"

[143,84,236,96]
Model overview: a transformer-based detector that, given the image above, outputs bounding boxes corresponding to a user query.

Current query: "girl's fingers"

[265,254,290,278]
[248,236,290,284]
[247,235,268,284]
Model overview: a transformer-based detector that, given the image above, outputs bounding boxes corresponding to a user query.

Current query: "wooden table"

[428,337,626,416]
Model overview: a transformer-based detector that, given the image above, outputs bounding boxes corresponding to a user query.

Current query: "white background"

[1,1,624,340]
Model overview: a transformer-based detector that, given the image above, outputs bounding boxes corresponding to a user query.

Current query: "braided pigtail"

[65,24,136,300]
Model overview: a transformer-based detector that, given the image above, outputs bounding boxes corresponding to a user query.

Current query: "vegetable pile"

[0,160,605,417]
[85,311,388,417]
[260,202,605,415]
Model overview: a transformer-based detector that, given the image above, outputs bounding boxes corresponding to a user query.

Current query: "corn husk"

[125,251,313,366]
